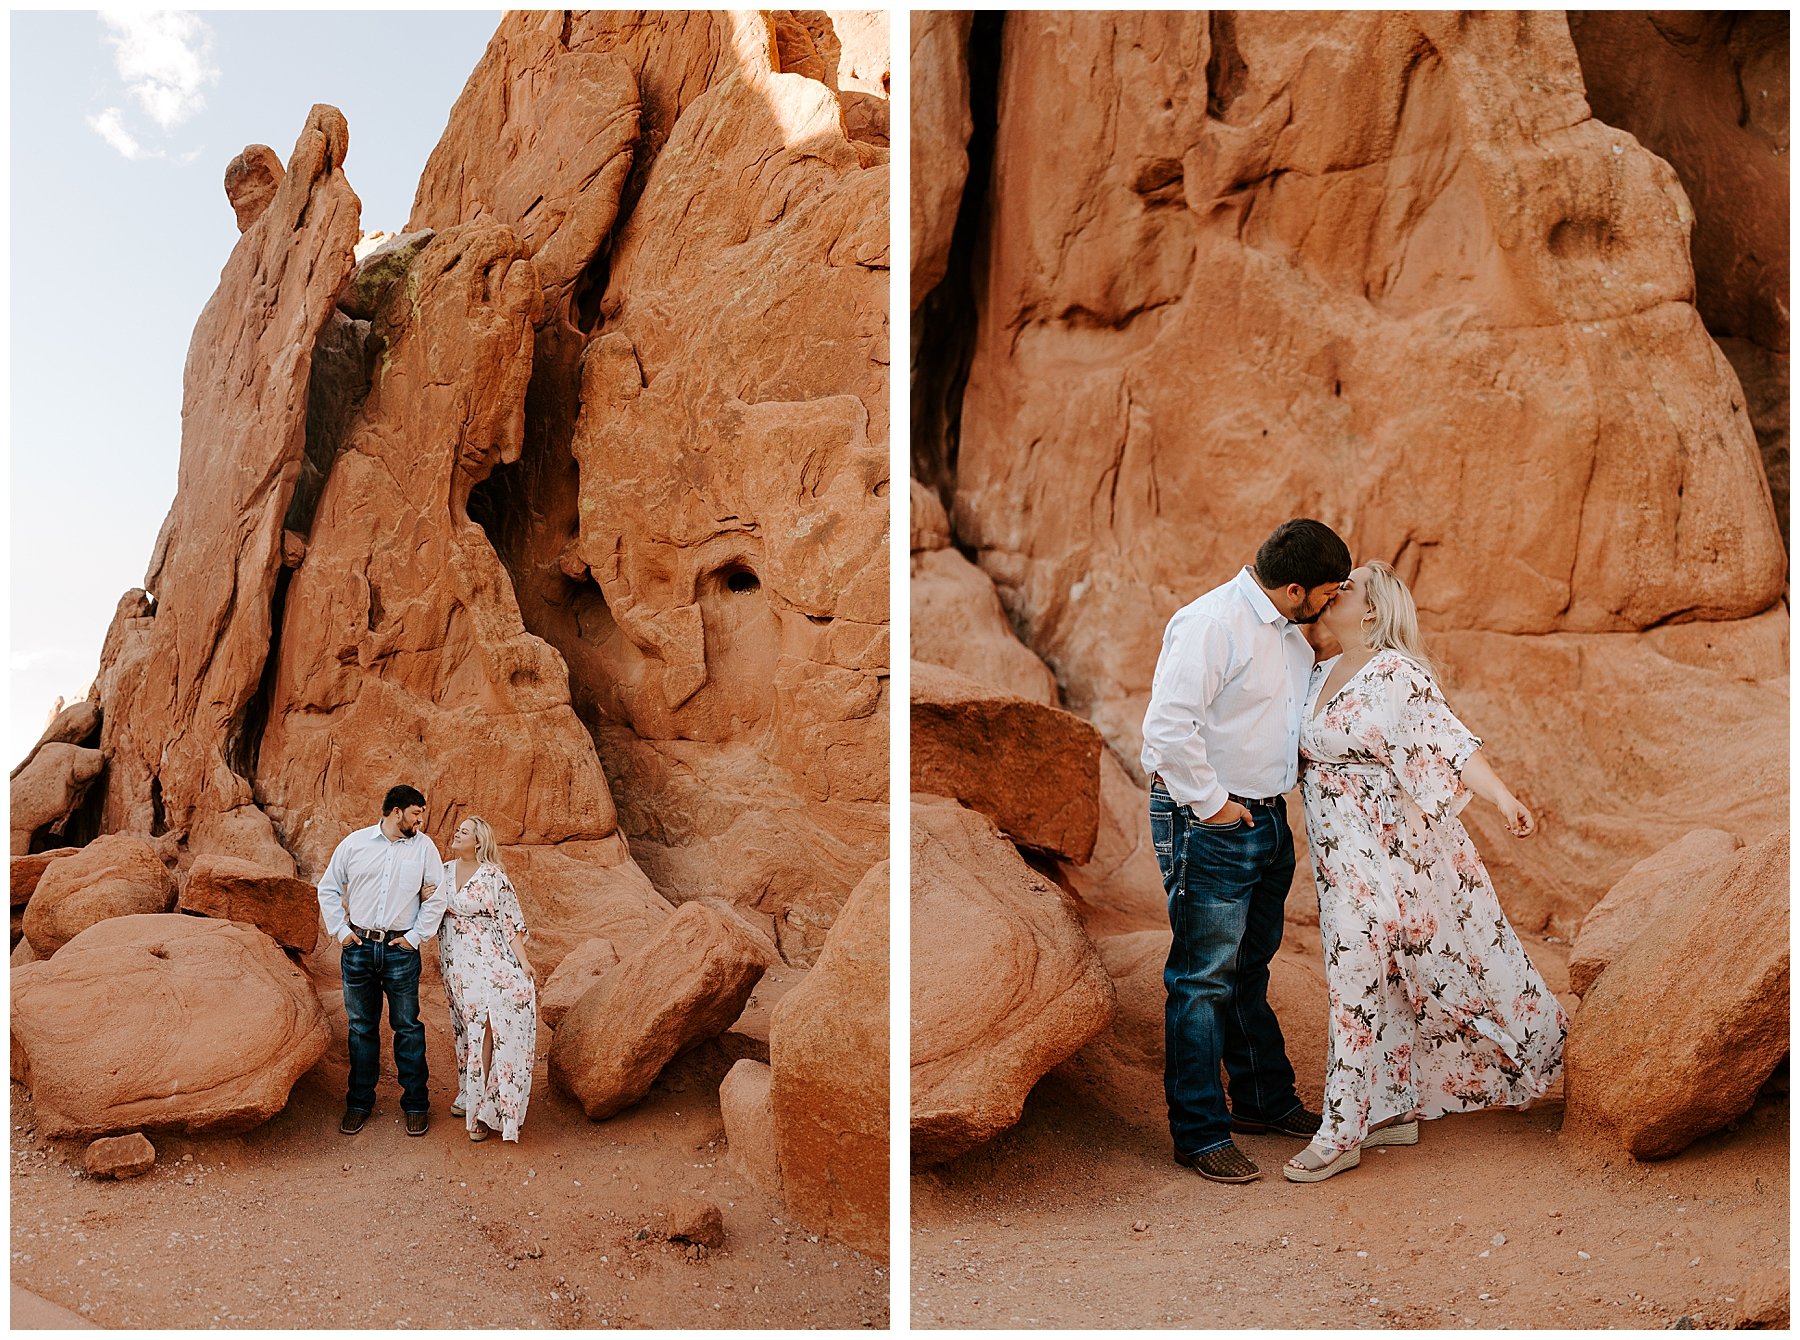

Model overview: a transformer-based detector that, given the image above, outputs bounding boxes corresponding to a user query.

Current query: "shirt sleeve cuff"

[1184,785,1231,820]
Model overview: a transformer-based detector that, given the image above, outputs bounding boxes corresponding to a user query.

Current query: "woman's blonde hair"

[1360,559,1437,681]
[464,815,505,872]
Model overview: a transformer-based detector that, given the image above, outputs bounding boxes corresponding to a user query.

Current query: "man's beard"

[1293,608,1327,625]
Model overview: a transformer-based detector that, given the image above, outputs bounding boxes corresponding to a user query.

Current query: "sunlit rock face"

[409,13,890,963]
[61,13,888,971]
[914,10,1785,936]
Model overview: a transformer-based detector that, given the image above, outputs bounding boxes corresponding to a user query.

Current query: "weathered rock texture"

[11,744,104,855]
[1562,833,1788,1159]
[720,1058,783,1197]
[22,835,176,958]
[224,144,285,232]
[398,11,890,967]
[1569,12,1789,545]
[911,799,1117,1166]
[539,935,621,1029]
[178,855,322,953]
[11,850,79,909]
[769,859,888,1260]
[911,542,1058,705]
[97,104,361,872]
[83,1132,157,1180]
[913,9,1788,941]
[910,11,973,308]
[1567,828,1742,996]
[11,701,101,781]
[549,901,769,1120]
[12,914,330,1138]
[37,13,885,997]
[912,661,1101,861]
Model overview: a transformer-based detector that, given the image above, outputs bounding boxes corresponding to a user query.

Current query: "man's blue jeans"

[341,938,429,1115]
[1152,782,1302,1156]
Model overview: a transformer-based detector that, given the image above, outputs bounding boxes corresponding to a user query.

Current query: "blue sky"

[10,10,501,763]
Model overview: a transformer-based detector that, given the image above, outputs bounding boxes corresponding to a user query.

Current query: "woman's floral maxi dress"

[439,862,538,1141]
[1299,650,1567,1153]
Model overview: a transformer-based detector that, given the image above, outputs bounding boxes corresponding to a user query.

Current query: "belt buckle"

[370,926,389,943]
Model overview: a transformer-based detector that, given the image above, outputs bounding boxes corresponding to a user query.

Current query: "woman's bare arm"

[1462,750,1534,836]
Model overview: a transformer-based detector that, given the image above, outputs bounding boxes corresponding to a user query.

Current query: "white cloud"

[99,10,219,132]
[86,106,163,161]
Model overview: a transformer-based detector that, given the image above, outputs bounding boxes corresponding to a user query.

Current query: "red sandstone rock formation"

[911,798,1117,1166]
[22,836,176,958]
[11,850,78,910]
[720,1057,783,1196]
[223,144,284,232]
[11,701,101,782]
[1562,833,1788,1159]
[538,936,621,1029]
[396,11,890,966]
[12,914,330,1138]
[96,105,361,873]
[769,859,888,1261]
[549,901,770,1120]
[25,12,888,1261]
[915,9,1787,941]
[10,745,104,855]
[911,511,1059,704]
[911,12,972,308]
[1569,12,1789,544]
[177,856,321,954]
[1567,828,1742,996]
[911,661,1101,861]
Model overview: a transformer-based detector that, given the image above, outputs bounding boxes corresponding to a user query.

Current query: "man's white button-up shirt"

[1140,565,1315,817]
[316,823,448,945]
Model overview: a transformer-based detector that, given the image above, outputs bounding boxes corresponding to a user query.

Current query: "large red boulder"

[911,799,1116,1165]
[538,936,620,1030]
[1563,833,1788,1159]
[23,835,176,958]
[12,914,330,1138]
[12,848,80,909]
[549,901,770,1120]
[179,855,321,953]
[1567,829,1742,996]
[911,661,1101,861]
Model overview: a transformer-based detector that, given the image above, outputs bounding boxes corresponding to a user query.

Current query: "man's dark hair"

[1254,519,1352,590]
[383,784,426,815]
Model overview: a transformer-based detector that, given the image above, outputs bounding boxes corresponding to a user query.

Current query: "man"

[1141,518,1352,1182]
[316,784,448,1136]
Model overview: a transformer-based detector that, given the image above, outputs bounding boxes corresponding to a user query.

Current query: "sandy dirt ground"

[10,964,887,1330]
[911,928,1788,1330]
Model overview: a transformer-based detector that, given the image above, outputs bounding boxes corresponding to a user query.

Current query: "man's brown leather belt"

[1150,774,1282,808]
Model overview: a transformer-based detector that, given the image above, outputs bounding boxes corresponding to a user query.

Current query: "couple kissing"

[1143,519,1568,1184]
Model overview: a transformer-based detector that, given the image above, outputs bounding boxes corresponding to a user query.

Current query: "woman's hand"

[1497,793,1535,837]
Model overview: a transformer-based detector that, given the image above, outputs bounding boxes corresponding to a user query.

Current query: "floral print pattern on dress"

[1301,650,1567,1153]
[439,861,538,1142]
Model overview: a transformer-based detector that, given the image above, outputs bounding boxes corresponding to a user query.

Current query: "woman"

[1286,561,1567,1183]
[439,816,538,1142]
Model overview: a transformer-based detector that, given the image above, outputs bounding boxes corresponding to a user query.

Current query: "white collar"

[1235,565,1289,626]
